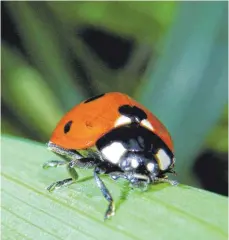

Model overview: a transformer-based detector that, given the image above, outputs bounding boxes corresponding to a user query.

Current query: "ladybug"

[43,92,177,219]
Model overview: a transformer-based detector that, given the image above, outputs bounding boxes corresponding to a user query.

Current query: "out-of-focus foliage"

[205,107,228,153]
[47,2,176,43]
[2,44,64,141]
[1,2,228,191]
[5,2,86,111]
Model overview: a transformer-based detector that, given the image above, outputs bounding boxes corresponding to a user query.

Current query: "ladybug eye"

[84,93,105,103]
[64,121,72,134]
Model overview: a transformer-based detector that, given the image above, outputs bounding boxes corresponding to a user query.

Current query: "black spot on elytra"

[64,121,73,134]
[84,93,105,103]
[118,105,147,122]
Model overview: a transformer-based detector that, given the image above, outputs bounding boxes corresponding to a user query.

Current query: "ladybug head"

[97,124,174,181]
[119,151,160,179]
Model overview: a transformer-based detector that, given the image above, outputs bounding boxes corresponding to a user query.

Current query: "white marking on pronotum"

[115,115,132,127]
[141,119,154,131]
[101,142,126,164]
[131,158,139,168]
[147,162,155,172]
[156,149,171,171]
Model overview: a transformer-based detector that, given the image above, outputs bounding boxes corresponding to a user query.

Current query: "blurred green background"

[1,2,228,196]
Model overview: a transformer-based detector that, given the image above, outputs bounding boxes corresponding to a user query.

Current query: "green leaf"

[1,135,228,240]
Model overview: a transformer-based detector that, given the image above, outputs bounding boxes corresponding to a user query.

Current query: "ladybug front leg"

[43,160,67,169]
[69,158,98,169]
[94,166,115,220]
[46,178,74,192]
[44,158,98,192]
[109,172,129,181]
[109,172,150,189]
[154,177,178,186]
[167,168,178,176]
[45,163,79,192]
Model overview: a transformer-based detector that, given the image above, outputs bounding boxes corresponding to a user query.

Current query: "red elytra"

[50,92,174,152]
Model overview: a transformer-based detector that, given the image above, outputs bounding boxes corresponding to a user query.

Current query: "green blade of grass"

[1,135,228,240]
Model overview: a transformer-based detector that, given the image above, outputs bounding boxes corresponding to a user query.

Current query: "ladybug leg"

[110,172,150,190]
[168,169,178,176]
[109,172,128,181]
[94,166,115,220]
[128,174,150,191]
[43,160,67,169]
[46,158,100,192]
[67,162,79,181]
[130,180,149,191]
[47,178,74,192]
[154,177,178,186]
[46,161,80,192]
[69,158,98,169]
